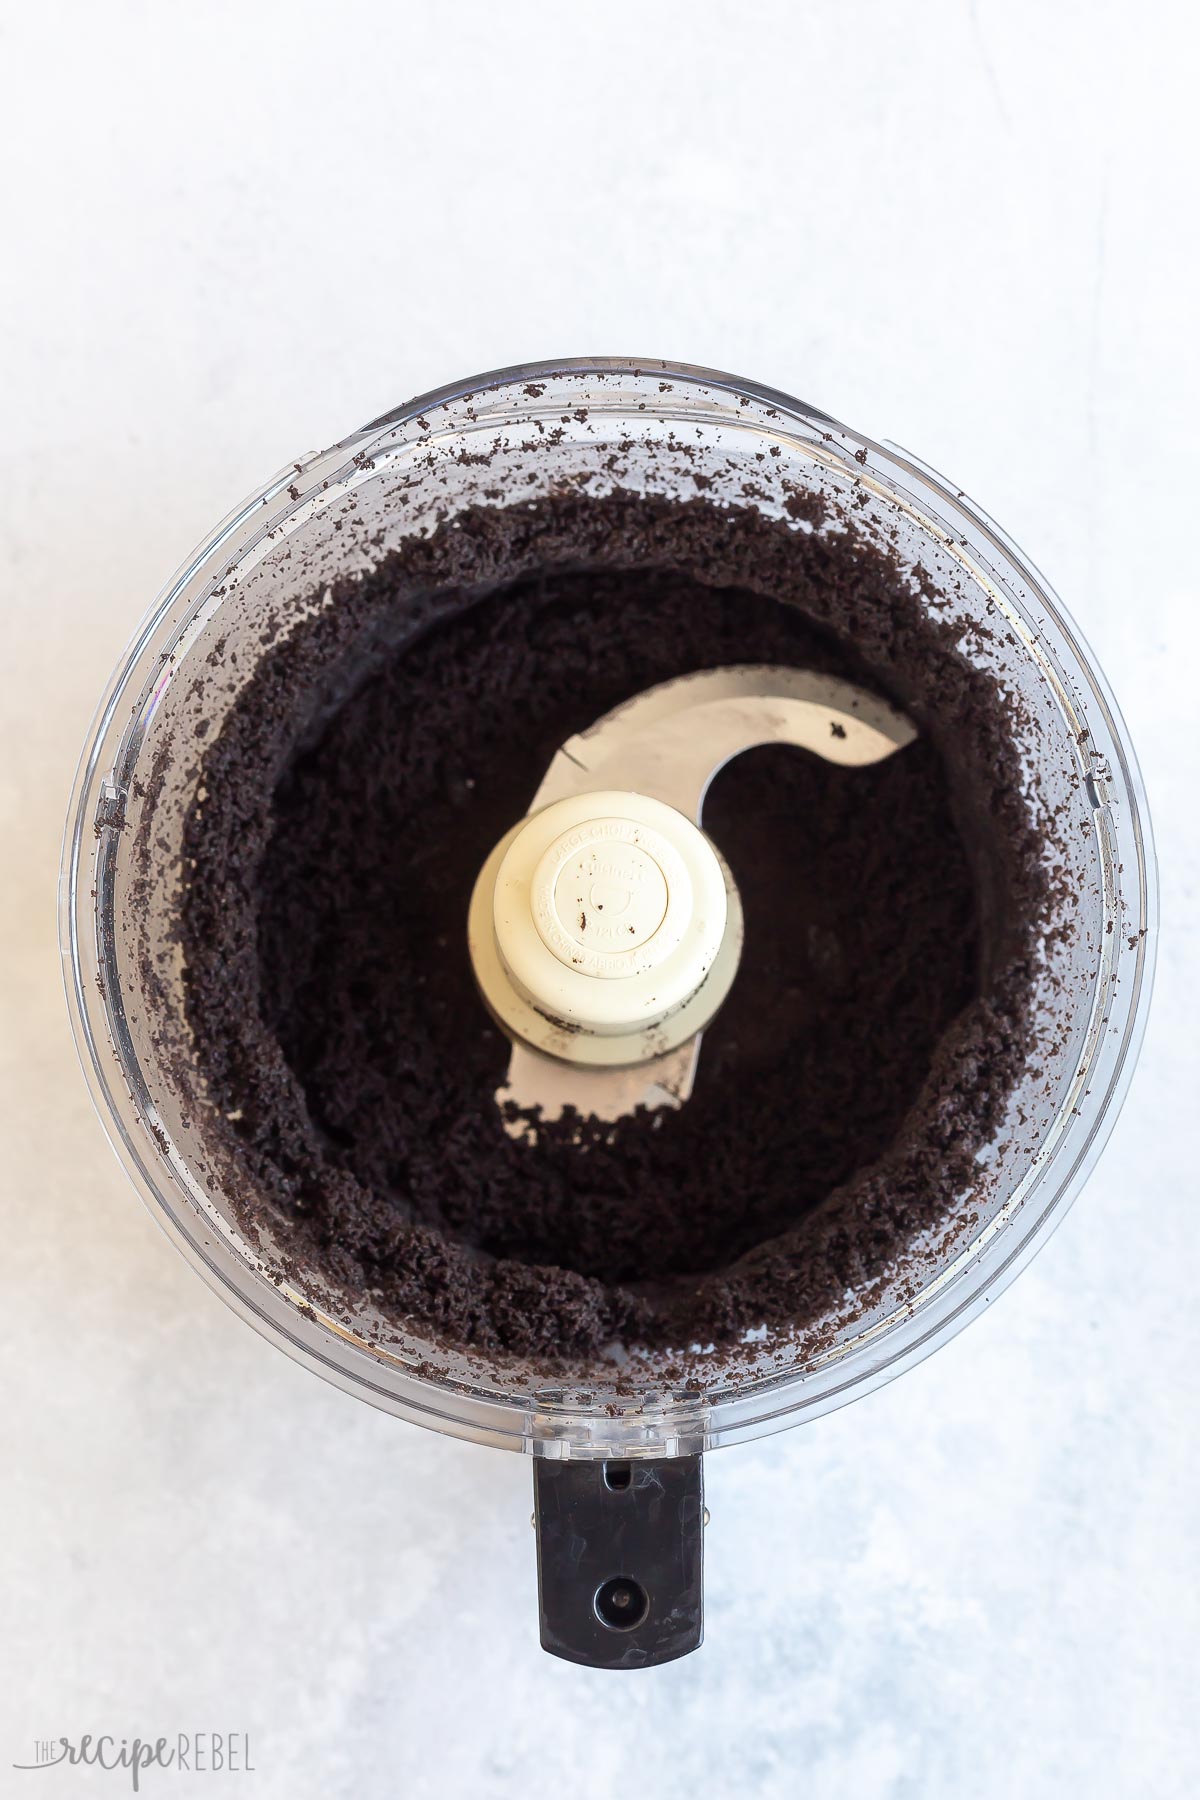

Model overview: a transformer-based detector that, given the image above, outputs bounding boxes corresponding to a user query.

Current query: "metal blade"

[534,665,916,820]
[494,665,916,1128]
[497,1039,701,1142]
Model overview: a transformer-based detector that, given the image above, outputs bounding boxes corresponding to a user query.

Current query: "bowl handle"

[532,1454,705,1667]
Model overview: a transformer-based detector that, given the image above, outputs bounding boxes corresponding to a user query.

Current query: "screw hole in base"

[594,1576,649,1631]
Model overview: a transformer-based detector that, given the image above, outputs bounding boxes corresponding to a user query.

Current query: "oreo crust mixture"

[178,492,1043,1368]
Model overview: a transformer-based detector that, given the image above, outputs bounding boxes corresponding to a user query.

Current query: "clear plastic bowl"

[61,358,1156,1459]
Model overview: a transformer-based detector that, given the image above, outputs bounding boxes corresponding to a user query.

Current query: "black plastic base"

[533,1455,704,1668]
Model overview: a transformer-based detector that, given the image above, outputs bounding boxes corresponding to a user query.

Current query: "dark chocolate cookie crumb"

[179,492,1042,1369]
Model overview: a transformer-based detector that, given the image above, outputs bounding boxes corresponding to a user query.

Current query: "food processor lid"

[468,663,917,1122]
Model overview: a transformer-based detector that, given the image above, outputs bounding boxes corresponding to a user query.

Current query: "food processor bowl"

[61,358,1156,1664]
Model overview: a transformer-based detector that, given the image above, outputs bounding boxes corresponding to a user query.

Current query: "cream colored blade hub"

[469,788,740,1067]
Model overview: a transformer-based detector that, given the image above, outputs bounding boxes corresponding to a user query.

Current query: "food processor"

[61,358,1156,1669]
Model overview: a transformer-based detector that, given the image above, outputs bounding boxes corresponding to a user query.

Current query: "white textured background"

[2,2,1196,1795]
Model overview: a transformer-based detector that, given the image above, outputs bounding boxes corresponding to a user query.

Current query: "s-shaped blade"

[533,665,916,820]
[484,666,916,1130]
